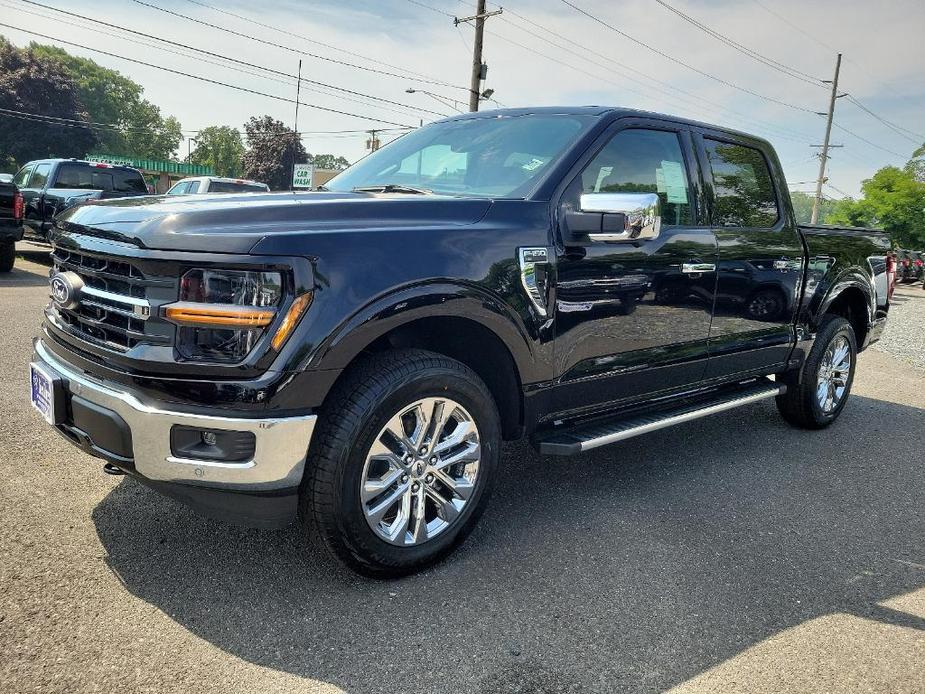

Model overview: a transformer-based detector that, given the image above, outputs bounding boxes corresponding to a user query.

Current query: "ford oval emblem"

[50,271,84,310]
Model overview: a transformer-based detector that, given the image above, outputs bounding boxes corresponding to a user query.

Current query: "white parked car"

[166,176,270,195]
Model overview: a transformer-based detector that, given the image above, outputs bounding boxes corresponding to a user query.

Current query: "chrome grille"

[50,247,170,351]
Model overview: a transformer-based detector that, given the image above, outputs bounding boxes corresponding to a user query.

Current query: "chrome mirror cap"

[579,192,661,242]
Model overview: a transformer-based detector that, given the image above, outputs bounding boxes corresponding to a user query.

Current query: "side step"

[537,378,785,456]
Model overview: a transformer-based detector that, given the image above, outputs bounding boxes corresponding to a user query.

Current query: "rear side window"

[208,181,267,193]
[112,169,147,193]
[704,139,778,227]
[579,128,693,225]
[30,163,52,189]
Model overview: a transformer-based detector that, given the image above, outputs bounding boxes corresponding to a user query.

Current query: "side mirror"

[565,192,662,243]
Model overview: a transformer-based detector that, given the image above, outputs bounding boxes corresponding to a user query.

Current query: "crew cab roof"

[440,106,773,149]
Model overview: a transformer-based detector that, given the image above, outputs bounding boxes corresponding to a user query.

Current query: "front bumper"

[33,338,317,524]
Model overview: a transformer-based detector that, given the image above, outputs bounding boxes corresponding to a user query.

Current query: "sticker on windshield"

[660,160,688,204]
[593,166,613,192]
[521,157,547,172]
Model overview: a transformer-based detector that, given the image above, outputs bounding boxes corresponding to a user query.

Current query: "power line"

[480,4,818,146]
[844,95,924,144]
[558,0,818,114]
[832,121,907,159]
[180,0,459,91]
[0,106,194,133]
[653,0,825,87]
[0,21,417,128]
[14,0,449,120]
[130,0,465,92]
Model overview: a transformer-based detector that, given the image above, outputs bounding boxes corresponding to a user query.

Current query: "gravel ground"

[875,282,925,370]
[1,250,923,694]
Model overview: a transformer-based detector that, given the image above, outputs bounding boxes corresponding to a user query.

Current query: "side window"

[30,163,52,189]
[703,138,778,227]
[13,165,34,187]
[112,169,147,193]
[578,129,693,225]
[54,164,94,189]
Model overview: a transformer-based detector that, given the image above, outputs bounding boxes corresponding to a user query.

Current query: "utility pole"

[811,53,843,224]
[367,130,381,151]
[291,59,302,192]
[455,1,502,111]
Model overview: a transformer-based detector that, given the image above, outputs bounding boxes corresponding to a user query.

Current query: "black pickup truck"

[0,178,24,271]
[12,159,148,243]
[30,107,890,576]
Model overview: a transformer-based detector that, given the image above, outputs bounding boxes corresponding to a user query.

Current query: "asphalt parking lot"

[1,249,923,694]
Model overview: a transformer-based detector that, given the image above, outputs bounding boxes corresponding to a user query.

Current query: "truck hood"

[54,191,493,253]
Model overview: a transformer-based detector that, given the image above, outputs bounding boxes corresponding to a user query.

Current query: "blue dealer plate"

[30,362,59,425]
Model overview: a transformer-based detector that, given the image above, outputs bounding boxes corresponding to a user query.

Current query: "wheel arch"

[813,271,874,348]
[307,283,537,441]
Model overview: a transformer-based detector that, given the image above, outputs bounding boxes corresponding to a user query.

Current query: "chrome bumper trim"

[34,339,316,490]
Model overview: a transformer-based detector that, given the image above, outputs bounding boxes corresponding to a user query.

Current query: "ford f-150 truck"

[30,107,890,576]
[13,159,148,243]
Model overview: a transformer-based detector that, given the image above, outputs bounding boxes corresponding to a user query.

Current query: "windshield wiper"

[352,184,432,195]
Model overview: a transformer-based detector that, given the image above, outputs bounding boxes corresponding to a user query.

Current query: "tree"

[826,166,925,247]
[0,37,97,165]
[190,126,244,177]
[310,153,350,171]
[29,42,182,160]
[241,115,307,190]
[789,190,837,224]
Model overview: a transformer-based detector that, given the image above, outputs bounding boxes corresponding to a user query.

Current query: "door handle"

[681,263,716,274]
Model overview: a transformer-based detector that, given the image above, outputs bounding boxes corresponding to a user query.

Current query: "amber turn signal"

[164,303,276,328]
[271,293,313,350]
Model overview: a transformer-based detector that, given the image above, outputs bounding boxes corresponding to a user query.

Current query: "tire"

[776,315,857,429]
[0,241,14,273]
[300,348,501,577]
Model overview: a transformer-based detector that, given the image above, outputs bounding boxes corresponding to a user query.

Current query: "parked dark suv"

[13,159,148,242]
[30,107,890,576]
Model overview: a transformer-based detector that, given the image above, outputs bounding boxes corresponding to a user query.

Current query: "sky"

[2,0,923,198]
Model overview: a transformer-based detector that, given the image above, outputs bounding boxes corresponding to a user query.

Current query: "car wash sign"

[292,163,314,188]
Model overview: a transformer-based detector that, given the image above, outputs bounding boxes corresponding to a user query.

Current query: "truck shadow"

[92,394,925,693]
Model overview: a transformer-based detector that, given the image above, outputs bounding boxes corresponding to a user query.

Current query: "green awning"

[86,153,214,176]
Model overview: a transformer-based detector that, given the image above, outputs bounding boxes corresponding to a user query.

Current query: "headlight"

[164,268,308,363]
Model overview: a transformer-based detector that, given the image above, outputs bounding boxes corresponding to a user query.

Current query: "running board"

[538,378,785,456]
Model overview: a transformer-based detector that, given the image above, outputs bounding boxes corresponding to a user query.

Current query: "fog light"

[170,425,256,462]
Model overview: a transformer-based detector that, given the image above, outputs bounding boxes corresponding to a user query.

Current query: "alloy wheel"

[816,335,851,414]
[360,397,481,546]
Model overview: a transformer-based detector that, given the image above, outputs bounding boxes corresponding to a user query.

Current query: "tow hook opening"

[103,463,125,476]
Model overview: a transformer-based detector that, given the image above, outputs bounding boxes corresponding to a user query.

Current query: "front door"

[693,132,805,380]
[551,123,717,416]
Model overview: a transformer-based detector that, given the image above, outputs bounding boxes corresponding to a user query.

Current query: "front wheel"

[776,315,856,429]
[301,349,500,577]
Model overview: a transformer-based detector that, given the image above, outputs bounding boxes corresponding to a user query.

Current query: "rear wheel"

[301,349,500,577]
[776,315,856,429]
[0,241,14,272]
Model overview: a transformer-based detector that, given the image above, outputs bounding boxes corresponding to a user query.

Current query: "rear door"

[551,119,718,414]
[693,130,805,380]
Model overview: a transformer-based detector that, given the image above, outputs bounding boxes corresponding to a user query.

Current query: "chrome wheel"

[360,397,481,546]
[816,335,851,414]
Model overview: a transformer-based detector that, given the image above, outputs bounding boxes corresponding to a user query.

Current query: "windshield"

[326,114,595,198]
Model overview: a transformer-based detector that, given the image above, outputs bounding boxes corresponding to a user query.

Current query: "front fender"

[303,281,548,384]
